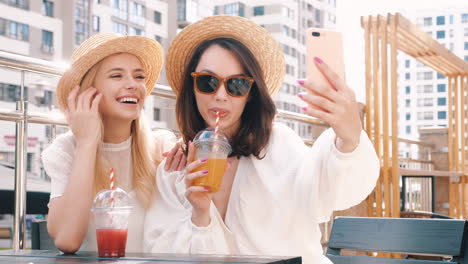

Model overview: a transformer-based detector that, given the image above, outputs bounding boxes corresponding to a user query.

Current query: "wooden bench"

[326,217,468,263]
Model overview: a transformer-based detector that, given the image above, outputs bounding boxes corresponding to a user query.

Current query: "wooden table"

[0,250,302,264]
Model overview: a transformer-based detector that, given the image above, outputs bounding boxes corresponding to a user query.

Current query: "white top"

[143,123,380,264]
[42,129,175,252]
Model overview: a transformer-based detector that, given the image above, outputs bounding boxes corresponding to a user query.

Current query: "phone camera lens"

[312,32,320,37]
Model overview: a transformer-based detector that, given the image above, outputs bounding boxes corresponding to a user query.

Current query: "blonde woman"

[42,33,179,253]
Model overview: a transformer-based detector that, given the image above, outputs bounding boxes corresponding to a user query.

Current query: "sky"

[335,0,468,102]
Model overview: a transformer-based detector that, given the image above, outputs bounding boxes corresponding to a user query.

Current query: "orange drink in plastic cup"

[192,129,231,193]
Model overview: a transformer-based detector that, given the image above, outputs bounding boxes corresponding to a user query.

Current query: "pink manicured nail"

[297,79,305,85]
[204,186,211,190]
[314,57,324,64]
[200,158,208,162]
[297,93,304,99]
[202,170,209,174]
[301,106,308,111]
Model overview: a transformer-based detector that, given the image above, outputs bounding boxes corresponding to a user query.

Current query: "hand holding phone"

[299,28,362,152]
[306,28,345,89]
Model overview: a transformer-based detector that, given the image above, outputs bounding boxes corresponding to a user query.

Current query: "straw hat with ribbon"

[166,15,285,97]
[56,33,164,111]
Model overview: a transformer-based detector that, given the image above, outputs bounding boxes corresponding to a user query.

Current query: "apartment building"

[399,8,468,139]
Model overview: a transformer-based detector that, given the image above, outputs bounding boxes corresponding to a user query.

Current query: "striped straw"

[214,111,220,138]
[109,168,115,190]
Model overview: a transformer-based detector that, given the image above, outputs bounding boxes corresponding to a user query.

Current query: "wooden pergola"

[361,13,468,219]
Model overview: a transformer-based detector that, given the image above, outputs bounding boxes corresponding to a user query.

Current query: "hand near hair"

[297,58,362,153]
[162,138,187,171]
[184,142,212,227]
[65,85,103,146]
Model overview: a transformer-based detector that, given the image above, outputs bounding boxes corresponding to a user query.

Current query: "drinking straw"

[109,168,115,205]
[214,111,220,138]
[109,168,115,190]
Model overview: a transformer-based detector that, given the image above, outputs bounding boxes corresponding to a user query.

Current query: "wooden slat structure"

[361,13,468,219]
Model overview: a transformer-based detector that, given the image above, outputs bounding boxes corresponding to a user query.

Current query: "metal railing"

[0,50,326,249]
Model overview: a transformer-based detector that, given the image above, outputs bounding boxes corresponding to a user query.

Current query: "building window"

[112,21,127,35]
[0,83,28,102]
[464,55,468,62]
[417,85,433,93]
[41,30,53,53]
[436,16,445,25]
[437,73,445,79]
[417,111,434,120]
[153,107,160,121]
[283,44,290,55]
[177,0,186,22]
[113,0,128,20]
[405,86,410,94]
[0,19,29,41]
[405,73,410,80]
[405,113,411,121]
[417,98,433,107]
[314,9,321,23]
[282,25,290,36]
[437,97,446,106]
[465,42,468,50]
[1,0,29,10]
[464,28,468,36]
[75,0,90,46]
[436,30,445,39]
[154,35,161,43]
[417,71,433,80]
[462,13,468,23]
[438,111,447,120]
[449,15,454,24]
[154,11,161,24]
[92,16,100,32]
[423,17,432,26]
[405,60,410,68]
[437,84,446,92]
[130,2,145,26]
[253,6,264,16]
[224,2,244,17]
[43,0,53,17]
[406,126,411,134]
[129,27,144,36]
[405,99,410,107]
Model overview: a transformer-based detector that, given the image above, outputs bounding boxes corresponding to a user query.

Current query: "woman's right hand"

[184,142,212,226]
[65,86,103,145]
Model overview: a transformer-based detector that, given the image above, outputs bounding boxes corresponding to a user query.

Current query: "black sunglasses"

[191,72,254,97]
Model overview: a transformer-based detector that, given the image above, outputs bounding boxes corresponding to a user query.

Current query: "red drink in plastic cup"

[96,228,128,257]
[92,188,132,258]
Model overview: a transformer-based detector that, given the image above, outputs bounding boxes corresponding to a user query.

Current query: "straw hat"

[166,15,285,96]
[56,33,163,111]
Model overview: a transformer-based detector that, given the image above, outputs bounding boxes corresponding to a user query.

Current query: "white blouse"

[42,129,175,252]
[143,122,380,264]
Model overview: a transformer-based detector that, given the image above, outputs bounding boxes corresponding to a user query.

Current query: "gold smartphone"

[306,28,346,90]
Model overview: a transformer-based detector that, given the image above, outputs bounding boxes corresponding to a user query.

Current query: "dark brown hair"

[176,38,276,159]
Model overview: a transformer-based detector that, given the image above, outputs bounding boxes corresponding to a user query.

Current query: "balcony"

[40,44,54,54]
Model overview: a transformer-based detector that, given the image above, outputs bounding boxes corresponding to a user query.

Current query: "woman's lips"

[210,109,229,118]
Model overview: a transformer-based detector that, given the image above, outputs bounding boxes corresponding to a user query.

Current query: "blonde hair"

[78,55,159,208]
